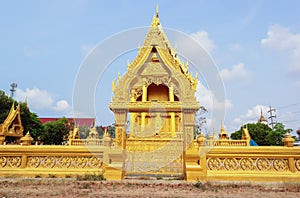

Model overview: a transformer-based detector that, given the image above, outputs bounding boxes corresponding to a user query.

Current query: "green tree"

[230,129,242,140]
[107,124,115,138]
[231,123,271,145]
[19,102,44,140]
[265,123,292,146]
[194,106,208,138]
[231,122,292,146]
[0,90,15,122]
[96,126,105,138]
[42,118,69,145]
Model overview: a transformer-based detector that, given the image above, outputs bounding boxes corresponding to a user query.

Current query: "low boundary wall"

[1,145,300,182]
[0,145,124,179]
[186,146,300,182]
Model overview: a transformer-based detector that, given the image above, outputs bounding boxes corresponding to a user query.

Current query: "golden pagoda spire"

[219,121,228,139]
[221,121,225,132]
[258,106,268,124]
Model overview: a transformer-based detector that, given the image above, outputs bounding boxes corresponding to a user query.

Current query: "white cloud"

[261,24,300,72]
[53,100,70,111]
[190,31,215,53]
[196,82,232,112]
[15,87,71,113]
[233,105,269,126]
[219,63,251,81]
[195,82,232,135]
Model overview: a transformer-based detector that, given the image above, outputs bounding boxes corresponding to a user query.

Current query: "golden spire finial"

[220,121,226,133]
[151,4,160,27]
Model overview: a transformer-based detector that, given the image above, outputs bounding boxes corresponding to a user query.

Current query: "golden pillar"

[130,92,135,134]
[182,109,196,179]
[169,86,176,136]
[141,85,147,132]
[114,109,127,149]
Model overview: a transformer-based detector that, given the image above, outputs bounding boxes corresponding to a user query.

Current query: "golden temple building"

[110,6,200,147]
[109,6,200,176]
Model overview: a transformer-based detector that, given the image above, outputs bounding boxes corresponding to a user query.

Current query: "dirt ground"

[0,178,300,198]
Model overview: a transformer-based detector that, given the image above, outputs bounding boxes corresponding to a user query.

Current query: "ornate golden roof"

[110,6,200,112]
[126,6,198,91]
[0,102,24,137]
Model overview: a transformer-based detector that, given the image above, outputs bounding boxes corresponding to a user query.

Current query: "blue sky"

[1,0,300,135]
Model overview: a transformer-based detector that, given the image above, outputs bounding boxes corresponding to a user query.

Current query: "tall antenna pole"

[10,83,17,98]
[267,106,276,129]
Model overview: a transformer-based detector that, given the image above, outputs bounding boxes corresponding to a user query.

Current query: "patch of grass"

[194,179,206,192]
[76,173,106,181]
[156,175,163,180]
[168,175,185,180]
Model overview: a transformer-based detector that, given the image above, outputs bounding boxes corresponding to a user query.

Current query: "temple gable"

[0,103,24,144]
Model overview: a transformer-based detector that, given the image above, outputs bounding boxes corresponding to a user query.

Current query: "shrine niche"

[0,103,24,144]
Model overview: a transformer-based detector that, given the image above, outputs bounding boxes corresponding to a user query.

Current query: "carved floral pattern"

[207,157,290,172]
[28,156,41,168]
[44,156,56,168]
[8,157,22,167]
[273,159,288,171]
[224,158,238,170]
[0,156,7,167]
[73,157,87,168]
[256,158,271,171]
[207,158,222,170]
[58,157,71,168]
[295,159,300,171]
[24,156,103,169]
[0,156,22,168]
[90,157,103,168]
[240,158,255,171]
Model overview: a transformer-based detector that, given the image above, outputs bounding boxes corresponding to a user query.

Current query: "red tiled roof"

[39,118,94,127]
